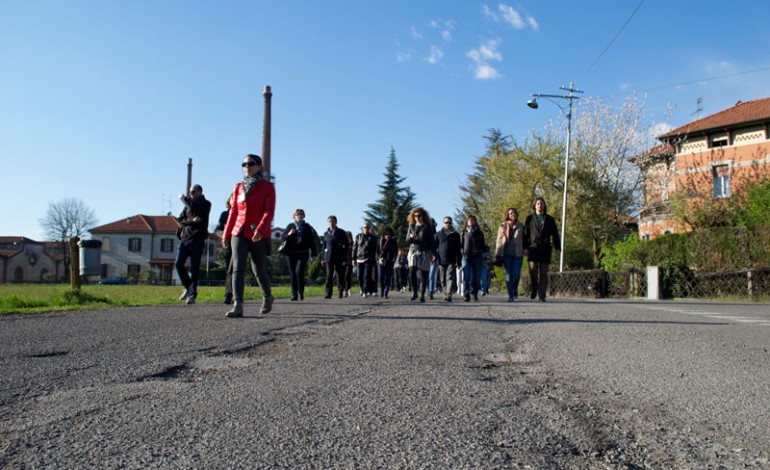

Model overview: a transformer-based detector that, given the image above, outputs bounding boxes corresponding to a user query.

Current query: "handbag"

[277,239,289,255]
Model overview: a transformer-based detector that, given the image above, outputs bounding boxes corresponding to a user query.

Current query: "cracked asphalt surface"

[1,294,769,468]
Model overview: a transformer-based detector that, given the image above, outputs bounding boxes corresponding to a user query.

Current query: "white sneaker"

[179,288,190,301]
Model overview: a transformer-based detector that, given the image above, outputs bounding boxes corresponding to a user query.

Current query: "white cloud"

[397,50,413,63]
[467,38,503,80]
[427,45,444,64]
[498,4,524,29]
[649,122,673,139]
[411,26,423,40]
[483,4,538,30]
[429,19,454,42]
[474,64,502,80]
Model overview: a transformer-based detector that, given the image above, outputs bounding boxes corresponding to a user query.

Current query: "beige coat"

[495,221,524,258]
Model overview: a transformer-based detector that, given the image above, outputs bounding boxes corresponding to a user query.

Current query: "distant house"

[0,236,65,283]
[90,214,222,285]
[634,97,770,239]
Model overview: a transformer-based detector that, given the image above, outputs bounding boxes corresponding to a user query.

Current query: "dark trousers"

[175,237,204,295]
[378,264,394,297]
[325,259,346,296]
[222,244,234,300]
[287,252,309,297]
[409,267,428,296]
[356,259,377,294]
[463,256,483,298]
[529,260,550,300]
[231,236,271,302]
[396,267,408,290]
[438,263,457,296]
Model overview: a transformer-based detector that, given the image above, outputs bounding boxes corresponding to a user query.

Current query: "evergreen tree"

[365,147,416,246]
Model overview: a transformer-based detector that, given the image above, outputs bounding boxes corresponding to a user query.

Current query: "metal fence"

[534,266,769,301]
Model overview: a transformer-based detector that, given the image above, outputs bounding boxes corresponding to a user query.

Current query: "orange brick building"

[635,97,770,239]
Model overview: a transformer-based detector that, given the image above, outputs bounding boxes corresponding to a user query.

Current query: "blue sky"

[2,1,769,239]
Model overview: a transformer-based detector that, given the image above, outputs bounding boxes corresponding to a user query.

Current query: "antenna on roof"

[691,97,703,118]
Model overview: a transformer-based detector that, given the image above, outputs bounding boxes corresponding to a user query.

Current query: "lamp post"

[527,82,583,273]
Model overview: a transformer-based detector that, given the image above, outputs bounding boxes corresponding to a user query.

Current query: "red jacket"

[223,180,275,241]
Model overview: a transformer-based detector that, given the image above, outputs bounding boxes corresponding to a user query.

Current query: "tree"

[40,198,97,279]
[364,147,416,246]
[459,96,662,269]
[546,95,660,267]
[457,129,565,248]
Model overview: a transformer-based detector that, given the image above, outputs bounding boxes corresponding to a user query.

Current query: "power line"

[576,0,646,83]
[641,66,770,92]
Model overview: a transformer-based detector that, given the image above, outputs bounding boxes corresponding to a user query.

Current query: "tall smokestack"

[261,85,272,181]
[186,158,193,195]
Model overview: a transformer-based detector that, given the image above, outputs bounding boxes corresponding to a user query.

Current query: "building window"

[711,136,729,148]
[641,233,651,241]
[128,238,142,252]
[101,264,109,278]
[712,165,731,199]
[160,238,174,252]
[127,264,141,281]
[101,237,111,252]
[14,266,24,282]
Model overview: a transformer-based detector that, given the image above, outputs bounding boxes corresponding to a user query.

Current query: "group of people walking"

[175,153,561,317]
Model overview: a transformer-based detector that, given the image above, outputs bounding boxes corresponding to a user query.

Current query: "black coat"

[177,195,211,241]
[406,223,436,254]
[435,228,462,265]
[376,236,398,266]
[322,227,349,263]
[353,232,378,261]
[523,213,560,263]
[460,225,486,259]
[281,222,319,257]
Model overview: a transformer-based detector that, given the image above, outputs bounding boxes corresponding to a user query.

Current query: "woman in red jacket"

[222,154,276,317]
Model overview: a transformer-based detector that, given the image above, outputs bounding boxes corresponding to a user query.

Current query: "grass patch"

[0,283,327,315]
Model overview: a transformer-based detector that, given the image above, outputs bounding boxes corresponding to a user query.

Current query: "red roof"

[90,215,180,234]
[0,236,39,245]
[630,142,675,162]
[659,97,770,140]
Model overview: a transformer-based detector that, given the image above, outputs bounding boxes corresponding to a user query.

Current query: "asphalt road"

[1,294,769,468]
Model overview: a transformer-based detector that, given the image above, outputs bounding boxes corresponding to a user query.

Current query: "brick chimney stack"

[186,158,192,195]
[261,85,272,181]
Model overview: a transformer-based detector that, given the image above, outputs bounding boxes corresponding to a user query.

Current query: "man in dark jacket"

[434,216,462,302]
[352,222,378,297]
[176,184,212,305]
[321,215,349,299]
[460,215,486,302]
[214,196,234,304]
[523,197,560,302]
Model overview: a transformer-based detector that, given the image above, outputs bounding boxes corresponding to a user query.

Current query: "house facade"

[90,214,222,284]
[635,97,770,239]
[0,237,66,283]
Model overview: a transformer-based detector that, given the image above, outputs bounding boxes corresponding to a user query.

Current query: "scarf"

[294,221,304,244]
[242,172,265,195]
[503,220,515,242]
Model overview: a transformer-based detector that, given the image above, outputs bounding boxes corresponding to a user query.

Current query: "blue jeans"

[503,255,523,299]
[175,237,204,295]
[463,257,483,298]
[428,262,439,293]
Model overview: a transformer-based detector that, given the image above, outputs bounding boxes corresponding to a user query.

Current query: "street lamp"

[527,82,583,272]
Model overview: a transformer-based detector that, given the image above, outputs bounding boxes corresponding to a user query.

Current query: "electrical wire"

[576,0,646,83]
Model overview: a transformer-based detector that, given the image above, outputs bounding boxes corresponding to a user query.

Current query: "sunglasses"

[242,161,257,168]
